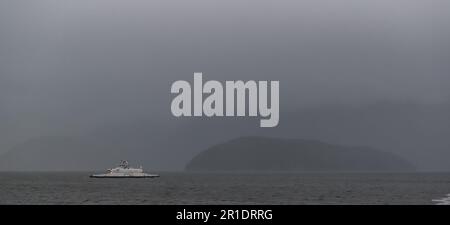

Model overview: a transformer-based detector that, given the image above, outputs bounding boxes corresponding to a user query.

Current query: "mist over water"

[0,0,449,171]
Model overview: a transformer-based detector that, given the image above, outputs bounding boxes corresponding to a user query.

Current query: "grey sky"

[0,0,449,170]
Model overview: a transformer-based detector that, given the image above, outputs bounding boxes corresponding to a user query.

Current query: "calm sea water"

[1,172,450,205]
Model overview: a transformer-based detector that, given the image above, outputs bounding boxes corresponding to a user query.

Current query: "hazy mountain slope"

[0,136,163,171]
[186,137,415,172]
[0,102,448,171]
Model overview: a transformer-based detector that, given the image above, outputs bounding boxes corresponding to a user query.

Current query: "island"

[185,137,415,172]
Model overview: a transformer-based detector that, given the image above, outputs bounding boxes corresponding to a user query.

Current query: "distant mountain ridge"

[185,137,415,172]
[0,102,448,171]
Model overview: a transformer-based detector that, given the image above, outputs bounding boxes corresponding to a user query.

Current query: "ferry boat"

[90,160,159,178]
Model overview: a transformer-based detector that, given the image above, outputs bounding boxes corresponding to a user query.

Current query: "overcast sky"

[0,0,449,170]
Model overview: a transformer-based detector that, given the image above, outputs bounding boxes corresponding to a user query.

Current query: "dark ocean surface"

[1,172,450,205]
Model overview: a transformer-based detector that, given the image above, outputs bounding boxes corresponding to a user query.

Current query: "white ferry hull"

[90,174,159,178]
